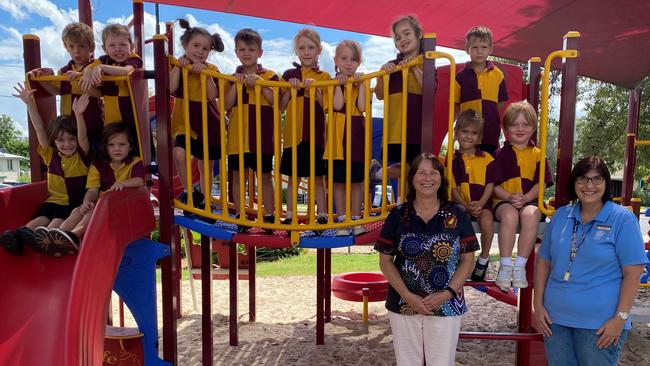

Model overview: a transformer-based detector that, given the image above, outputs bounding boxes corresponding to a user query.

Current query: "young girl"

[279,28,331,226]
[373,15,424,182]
[493,101,553,289]
[450,109,500,281]
[323,40,366,236]
[169,19,224,212]
[0,84,90,257]
[48,123,145,249]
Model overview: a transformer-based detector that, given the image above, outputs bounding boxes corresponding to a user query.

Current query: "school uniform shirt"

[375,201,479,316]
[225,65,279,155]
[86,156,145,192]
[539,201,649,330]
[171,62,222,147]
[38,145,90,206]
[455,61,509,147]
[450,149,500,206]
[95,54,143,130]
[323,83,365,162]
[493,141,553,207]
[55,60,104,144]
[384,54,423,145]
[281,63,331,149]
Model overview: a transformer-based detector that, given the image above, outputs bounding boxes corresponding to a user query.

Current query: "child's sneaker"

[33,226,61,256]
[335,227,350,237]
[48,228,80,255]
[471,259,489,281]
[314,215,328,236]
[235,214,248,234]
[512,266,529,288]
[0,230,22,256]
[16,227,36,248]
[281,217,293,225]
[495,265,513,290]
[352,225,366,236]
[262,215,275,234]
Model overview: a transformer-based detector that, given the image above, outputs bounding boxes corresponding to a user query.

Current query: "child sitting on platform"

[449,109,500,281]
[0,83,91,257]
[48,123,145,249]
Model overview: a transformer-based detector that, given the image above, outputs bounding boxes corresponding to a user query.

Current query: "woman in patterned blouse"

[375,152,479,366]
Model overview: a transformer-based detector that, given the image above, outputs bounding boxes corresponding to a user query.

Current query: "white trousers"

[388,311,461,366]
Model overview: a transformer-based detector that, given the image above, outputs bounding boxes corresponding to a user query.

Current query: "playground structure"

[0,0,649,365]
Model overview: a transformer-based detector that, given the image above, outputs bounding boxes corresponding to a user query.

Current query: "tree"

[0,114,30,171]
[574,77,650,179]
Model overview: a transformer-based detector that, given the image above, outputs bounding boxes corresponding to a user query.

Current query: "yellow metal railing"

[168,55,460,233]
[538,37,579,217]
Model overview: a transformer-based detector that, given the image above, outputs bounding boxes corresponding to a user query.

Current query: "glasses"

[576,175,605,185]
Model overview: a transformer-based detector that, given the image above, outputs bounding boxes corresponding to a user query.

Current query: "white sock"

[352,215,361,221]
[478,256,489,265]
[500,257,513,267]
[514,256,528,267]
[285,211,292,219]
[336,215,346,222]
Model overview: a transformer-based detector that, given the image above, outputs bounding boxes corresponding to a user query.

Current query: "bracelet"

[445,286,458,300]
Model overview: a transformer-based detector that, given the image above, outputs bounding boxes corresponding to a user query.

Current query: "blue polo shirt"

[539,201,649,330]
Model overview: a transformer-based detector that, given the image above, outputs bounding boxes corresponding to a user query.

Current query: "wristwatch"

[617,311,629,320]
[445,286,458,300]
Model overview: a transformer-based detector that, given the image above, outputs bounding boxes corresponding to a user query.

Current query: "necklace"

[563,219,592,281]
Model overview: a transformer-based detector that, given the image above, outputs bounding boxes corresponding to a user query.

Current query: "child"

[455,26,509,156]
[80,23,143,133]
[493,101,553,289]
[323,40,366,236]
[372,15,424,182]
[49,123,145,249]
[169,19,224,211]
[224,28,279,233]
[279,28,331,226]
[449,109,500,280]
[27,22,104,146]
[0,84,90,257]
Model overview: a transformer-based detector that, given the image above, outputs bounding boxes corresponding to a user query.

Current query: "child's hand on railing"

[109,181,127,191]
[380,61,397,73]
[27,68,54,78]
[243,74,262,88]
[191,62,208,74]
[80,66,102,91]
[288,77,301,89]
[335,73,348,85]
[178,56,191,69]
[12,82,36,105]
[65,70,83,81]
[353,72,364,83]
[79,200,95,215]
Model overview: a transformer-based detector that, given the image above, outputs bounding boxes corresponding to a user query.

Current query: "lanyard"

[563,219,589,281]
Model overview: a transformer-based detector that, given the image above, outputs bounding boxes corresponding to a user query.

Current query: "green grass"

[155,252,381,282]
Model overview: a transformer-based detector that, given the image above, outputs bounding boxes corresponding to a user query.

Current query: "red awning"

[148,0,650,89]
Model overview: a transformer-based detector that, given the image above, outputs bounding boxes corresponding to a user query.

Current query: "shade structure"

[147,0,650,89]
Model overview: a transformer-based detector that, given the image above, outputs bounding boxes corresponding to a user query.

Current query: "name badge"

[596,225,611,231]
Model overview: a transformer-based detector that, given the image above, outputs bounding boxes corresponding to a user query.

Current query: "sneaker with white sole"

[495,265,513,289]
[335,228,350,236]
[512,266,529,288]
[471,259,489,281]
[352,225,366,236]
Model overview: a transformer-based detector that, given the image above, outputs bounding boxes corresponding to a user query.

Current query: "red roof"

[148,0,650,89]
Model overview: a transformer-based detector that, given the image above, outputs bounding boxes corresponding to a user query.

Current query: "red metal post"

[23,35,55,183]
[78,0,92,27]
[132,0,144,57]
[153,34,178,364]
[554,33,580,207]
[165,22,175,56]
[420,33,437,153]
[202,236,214,362]
[516,250,536,366]
[172,225,183,317]
[324,248,331,322]
[229,241,239,347]
[249,245,256,322]
[527,58,542,144]
[316,248,325,344]
[622,88,642,206]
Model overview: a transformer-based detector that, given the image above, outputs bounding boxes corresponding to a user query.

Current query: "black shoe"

[192,188,205,208]
[177,191,197,218]
[281,217,293,225]
[314,216,328,236]
[48,228,80,255]
[0,230,23,256]
[33,226,64,257]
[235,214,248,234]
[471,259,489,281]
[263,215,275,234]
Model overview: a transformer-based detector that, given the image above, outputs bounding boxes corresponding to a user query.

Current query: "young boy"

[224,28,279,233]
[493,101,553,289]
[450,109,500,281]
[455,25,509,156]
[80,23,143,135]
[27,22,104,146]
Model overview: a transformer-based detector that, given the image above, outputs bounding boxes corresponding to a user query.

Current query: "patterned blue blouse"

[375,201,479,316]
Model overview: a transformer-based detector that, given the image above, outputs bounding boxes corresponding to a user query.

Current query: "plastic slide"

[0,183,155,366]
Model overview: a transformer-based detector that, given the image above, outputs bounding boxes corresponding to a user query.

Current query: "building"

[0,151,28,183]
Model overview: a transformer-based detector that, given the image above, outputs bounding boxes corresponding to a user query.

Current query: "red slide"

[0,183,155,366]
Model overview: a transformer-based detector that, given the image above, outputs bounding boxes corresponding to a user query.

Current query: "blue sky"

[0,0,470,137]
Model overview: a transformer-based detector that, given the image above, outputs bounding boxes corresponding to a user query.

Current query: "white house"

[0,151,28,183]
